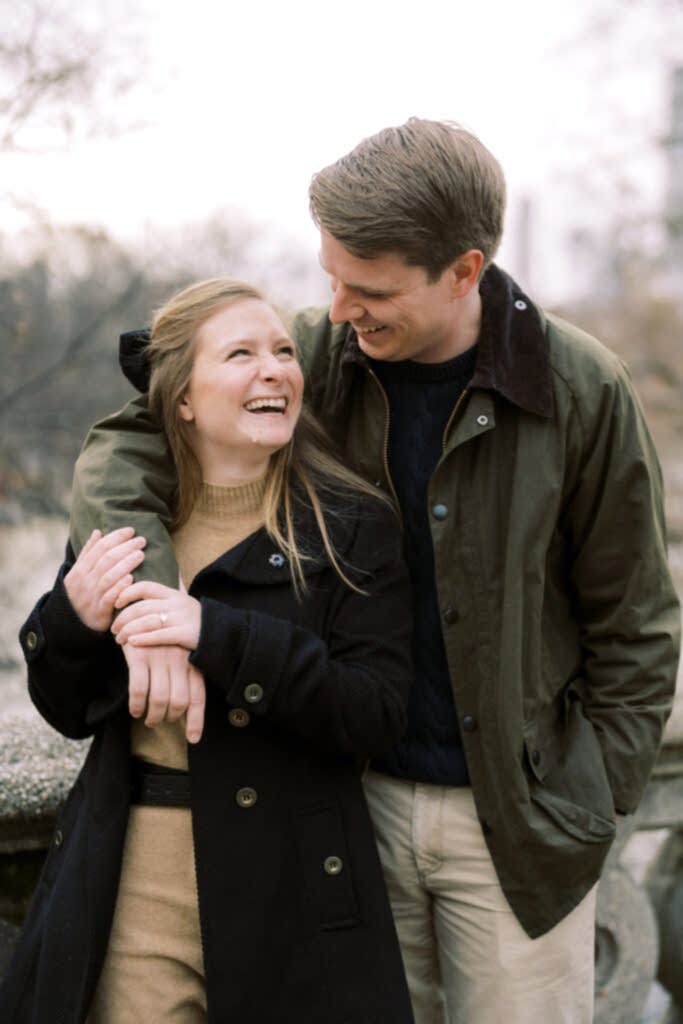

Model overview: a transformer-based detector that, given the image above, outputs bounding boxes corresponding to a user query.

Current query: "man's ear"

[178,394,194,422]
[450,249,484,298]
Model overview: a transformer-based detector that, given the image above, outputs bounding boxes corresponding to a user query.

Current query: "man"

[71,119,680,1023]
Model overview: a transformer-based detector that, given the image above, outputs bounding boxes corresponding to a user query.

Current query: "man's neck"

[450,285,482,358]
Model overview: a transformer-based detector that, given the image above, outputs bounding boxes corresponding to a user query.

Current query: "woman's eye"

[227,348,250,359]
[277,345,296,358]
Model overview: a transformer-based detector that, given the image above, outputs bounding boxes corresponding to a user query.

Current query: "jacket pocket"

[524,694,616,844]
[296,801,360,931]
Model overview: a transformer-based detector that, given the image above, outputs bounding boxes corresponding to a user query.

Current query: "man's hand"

[64,528,146,631]
[122,642,206,744]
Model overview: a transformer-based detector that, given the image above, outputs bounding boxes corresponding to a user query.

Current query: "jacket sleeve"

[70,396,180,587]
[564,363,681,813]
[190,503,413,759]
[20,550,128,739]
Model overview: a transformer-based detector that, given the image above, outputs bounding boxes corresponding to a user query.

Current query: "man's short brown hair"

[309,118,506,281]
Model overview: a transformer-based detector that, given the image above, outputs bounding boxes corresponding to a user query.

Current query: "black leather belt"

[130,758,192,808]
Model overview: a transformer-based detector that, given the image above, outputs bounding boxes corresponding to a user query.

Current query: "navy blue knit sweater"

[370,344,478,785]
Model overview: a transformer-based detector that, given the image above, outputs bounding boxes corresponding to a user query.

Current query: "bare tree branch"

[0,271,144,413]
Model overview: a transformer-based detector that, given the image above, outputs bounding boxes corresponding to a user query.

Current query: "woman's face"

[179,298,304,482]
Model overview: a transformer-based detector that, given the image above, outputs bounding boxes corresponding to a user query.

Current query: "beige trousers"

[88,806,206,1024]
[363,771,597,1024]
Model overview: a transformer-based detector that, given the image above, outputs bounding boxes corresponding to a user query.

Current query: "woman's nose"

[260,352,284,379]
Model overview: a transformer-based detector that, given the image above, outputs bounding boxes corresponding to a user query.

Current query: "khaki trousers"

[363,771,597,1024]
[88,806,206,1024]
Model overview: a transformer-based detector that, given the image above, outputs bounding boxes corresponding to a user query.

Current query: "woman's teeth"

[244,398,286,413]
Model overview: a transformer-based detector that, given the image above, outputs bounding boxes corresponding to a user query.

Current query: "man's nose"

[329,281,364,324]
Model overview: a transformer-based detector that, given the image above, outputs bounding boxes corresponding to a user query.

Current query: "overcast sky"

[5,0,681,302]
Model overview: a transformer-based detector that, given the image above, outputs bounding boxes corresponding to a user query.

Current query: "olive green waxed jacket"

[70,265,680,937]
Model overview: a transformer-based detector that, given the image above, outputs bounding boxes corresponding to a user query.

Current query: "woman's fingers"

[113,592,201,652]
[115,580,175,610]
[95,541,146,590]
[113,609,166,643]
[122,628,189,649]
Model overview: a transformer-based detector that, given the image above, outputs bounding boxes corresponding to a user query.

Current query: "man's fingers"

[167,664,190,722]
[185,669,206,744]
[145,660,171,727]
[127,654,150,719]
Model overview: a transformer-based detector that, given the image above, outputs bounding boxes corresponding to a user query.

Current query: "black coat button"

[244,684,264,704]
[462,714,478,733]
[229,709,250,728]
[531,749,541,766]
[324,856,343,875]
[432,503,448,521]
[443,605,459,624]
[25,631,38,651]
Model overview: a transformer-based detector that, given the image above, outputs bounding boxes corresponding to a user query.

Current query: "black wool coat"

[1,494,415,1024]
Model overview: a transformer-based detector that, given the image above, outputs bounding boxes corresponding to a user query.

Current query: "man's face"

[319,231,466,364]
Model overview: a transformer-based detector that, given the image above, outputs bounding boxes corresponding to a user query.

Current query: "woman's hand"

[112,581,202,651]
[64,528,146,632]
[122,642,206,743]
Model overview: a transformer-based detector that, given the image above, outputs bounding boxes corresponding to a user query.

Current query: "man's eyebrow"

[317,256,393,298]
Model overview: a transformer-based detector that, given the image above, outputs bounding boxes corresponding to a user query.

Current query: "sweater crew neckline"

[195,476,267,518]
[370,343,478,383]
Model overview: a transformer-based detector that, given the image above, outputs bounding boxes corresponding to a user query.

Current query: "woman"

[1,279,414,1023]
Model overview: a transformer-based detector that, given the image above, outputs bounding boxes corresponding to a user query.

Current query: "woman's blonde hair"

[148,277,385,595]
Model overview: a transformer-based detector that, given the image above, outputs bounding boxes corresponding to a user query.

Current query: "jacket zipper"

[366,367,402,522]
[441,387,469,453]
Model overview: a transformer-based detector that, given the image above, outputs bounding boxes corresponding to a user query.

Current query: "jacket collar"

[337,263,554,420]
[190,491,352,588]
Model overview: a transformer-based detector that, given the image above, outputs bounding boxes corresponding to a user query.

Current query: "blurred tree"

[0,0,147,153]
[545,0,683,301]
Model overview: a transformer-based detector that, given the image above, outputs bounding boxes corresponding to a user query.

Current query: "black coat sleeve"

[19,547,127,739]
[190,502,413,758]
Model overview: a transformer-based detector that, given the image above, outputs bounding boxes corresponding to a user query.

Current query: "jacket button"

[54,829,64,847]
[531,749,541,766]
[431,503,448,521]
[514,299,528,311]
[324,855,343,875]
[236,787,258,808]
[244,684,264,704]
[443,604,459,625]
[268,552,286,568]
[462,714,478,733]
[476,414,489,427]
[229,708,250,728]
[25,630,38,652]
